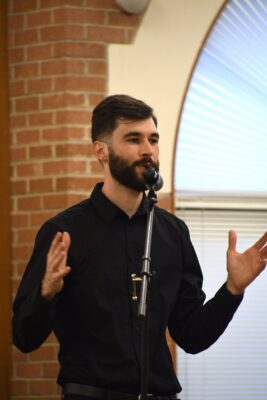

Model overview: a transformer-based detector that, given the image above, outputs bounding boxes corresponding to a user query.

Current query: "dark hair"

[91,94,157,142]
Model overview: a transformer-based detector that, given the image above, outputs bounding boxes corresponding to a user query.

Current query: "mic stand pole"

[138,186,158,400]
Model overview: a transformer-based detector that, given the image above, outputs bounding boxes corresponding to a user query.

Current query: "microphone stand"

[138,185,158,400]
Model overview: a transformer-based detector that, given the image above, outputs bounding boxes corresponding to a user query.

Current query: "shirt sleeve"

[168,220,243,354]
[12,221,62,353]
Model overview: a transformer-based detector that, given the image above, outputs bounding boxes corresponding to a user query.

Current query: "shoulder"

[37,197,93,238]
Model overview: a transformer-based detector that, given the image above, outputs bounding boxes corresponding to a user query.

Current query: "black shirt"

[12,183,243,394]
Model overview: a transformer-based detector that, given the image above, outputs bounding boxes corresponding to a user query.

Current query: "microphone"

[143,168,164,191]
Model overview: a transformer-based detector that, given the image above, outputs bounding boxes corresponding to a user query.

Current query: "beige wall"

[108,0,225,193]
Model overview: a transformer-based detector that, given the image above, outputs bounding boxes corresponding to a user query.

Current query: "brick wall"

[8,1,174,398]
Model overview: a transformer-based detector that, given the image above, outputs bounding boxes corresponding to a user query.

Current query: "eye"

[149,137,159,145]
[127,138,140,143]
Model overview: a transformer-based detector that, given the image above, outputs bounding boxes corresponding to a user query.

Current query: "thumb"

[228,230,237,252]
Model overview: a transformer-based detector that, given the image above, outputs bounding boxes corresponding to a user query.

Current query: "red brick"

[16,96,39,112]
[27,44,52,61]
[28,112,53,126]
[27,10,51,27]
[12,346,28,362]
[30,178,53,193]
[55,76,105,91]
[56,110,91,125]
[41,59,85,75]
[18,196,41,211]
[42,127,85,141]
[16,363,42,378]
[10,147,27,162]
[9,47,24,63]
[10,115,27,129]
[54,8,105,24]
[17,228,38,244]
[11,213,29,228]
[87,26,125,43]
[90,160,103,174]
[8,14,24,30]
[89,93,104,106]
[42,93,85,109]
[9,81,25,96]
[11,0,37,13]
[12,278,21,297]
[41,0,83,7]
[29,145,52,158]
[89,60,107,75]
[43,193,85,208]
[14,29,38,45]
[8,31,15,47]
[28,78,52,93]
[85,0,116,8]
[11,180,27,195]
[12,244,33,260]
[14,63,38,78]
[30,210,55,226]
[56,176,99,191]
[16,129,40,144]
[16,162,41,177]
[43,362,59,378]
[56,143,92,157]
[126,28,137,43]
[14,397,61,400]
[53,42,105,58]
[10,380,29,396]
[30,380,58,395]
[108,11,140,26]
[43,159,87,175]
[43,193,70,209]
[40,25,84,41]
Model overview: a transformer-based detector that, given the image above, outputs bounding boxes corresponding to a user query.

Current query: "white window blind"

[174,0,267,197]
[176,207,267,400]
[173,0,267,397]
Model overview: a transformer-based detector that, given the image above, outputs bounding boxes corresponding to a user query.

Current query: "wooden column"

[0,0,11,398]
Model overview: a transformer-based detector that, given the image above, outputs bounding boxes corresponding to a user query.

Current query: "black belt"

[63,383,179,400]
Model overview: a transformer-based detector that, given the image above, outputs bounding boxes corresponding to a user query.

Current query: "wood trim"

[0,0,11,398]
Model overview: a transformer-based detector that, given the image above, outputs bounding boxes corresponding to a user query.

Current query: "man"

[13,95,267,400]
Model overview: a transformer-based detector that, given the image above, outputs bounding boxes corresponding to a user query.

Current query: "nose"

[140,139,153,157]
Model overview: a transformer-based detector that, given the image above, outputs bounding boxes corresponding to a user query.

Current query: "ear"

[93,140,109,163]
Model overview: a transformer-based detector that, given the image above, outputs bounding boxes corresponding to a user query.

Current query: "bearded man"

[13,94,267,400]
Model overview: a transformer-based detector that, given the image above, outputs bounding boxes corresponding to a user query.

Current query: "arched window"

[174,1,267,399]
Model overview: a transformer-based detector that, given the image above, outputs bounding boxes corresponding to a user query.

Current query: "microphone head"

[143,168,163,191]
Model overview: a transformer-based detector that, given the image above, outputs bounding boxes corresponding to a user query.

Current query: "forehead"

[112,117,158,139]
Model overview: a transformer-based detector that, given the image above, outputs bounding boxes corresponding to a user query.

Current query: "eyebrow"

[123,131,159,139]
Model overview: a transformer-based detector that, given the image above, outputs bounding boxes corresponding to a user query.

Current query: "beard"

[108,148,159,193]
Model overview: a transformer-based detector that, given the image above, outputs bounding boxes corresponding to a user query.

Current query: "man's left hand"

[226,230,267,295]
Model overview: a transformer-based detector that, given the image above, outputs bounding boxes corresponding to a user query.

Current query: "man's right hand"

[41,231,71,301]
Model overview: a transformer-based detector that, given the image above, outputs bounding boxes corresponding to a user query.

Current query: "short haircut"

[91,94,157,142]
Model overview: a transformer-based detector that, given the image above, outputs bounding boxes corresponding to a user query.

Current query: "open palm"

[227,230,267,294]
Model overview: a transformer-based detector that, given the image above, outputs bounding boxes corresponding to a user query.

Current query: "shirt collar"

[90,182,147,224]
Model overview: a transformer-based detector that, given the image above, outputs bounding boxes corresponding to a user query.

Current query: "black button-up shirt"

[12,183,243,394]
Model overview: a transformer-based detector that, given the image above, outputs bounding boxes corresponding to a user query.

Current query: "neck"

[102,179,143,218]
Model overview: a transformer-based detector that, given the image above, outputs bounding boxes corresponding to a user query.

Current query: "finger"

[49,232,63,256]
[253,231,267,250]
[260,245,267,257]
[228,230,237,252]
[62,231,71,251]
[53,265,71,280]
[47,250,66,272]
